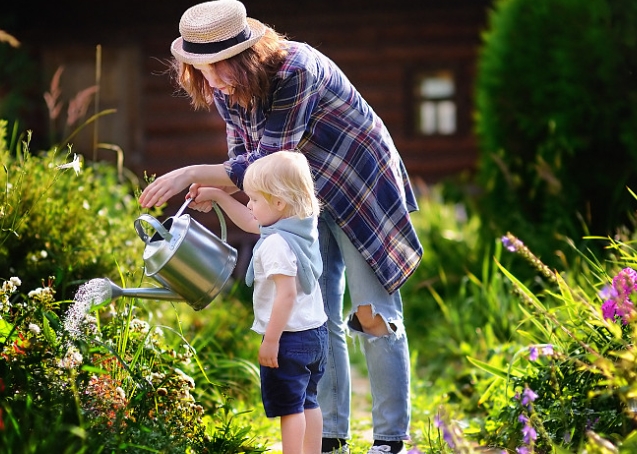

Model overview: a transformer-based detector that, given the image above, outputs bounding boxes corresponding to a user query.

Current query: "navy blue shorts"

[260,323,328,418]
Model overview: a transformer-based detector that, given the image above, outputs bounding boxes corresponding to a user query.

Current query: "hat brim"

[171,18,266,65]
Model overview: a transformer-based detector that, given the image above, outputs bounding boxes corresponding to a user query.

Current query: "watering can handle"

[174,198,227,242]
[134,201,227,244]
[134,214,172,244]
[212,202,228,242]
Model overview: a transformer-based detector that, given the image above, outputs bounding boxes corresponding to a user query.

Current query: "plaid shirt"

[217,41,422,293]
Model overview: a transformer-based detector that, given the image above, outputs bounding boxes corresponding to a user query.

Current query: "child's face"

[244,187,287,227]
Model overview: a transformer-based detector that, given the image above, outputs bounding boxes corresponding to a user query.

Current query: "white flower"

[130,318,150,334]
[29,323,41,335]
[9,277,21,287]
[56,153,82,175]
[58,346,83,369]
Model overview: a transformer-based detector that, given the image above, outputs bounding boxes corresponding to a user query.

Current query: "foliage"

[474,0,637,267]
[0,120,147,299]
[0,274,266,453]
[403,184,523,380]
[422,231,637,453]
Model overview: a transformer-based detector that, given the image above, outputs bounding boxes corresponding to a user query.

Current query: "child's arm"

[188,184,260,234]
[258,273,296,368]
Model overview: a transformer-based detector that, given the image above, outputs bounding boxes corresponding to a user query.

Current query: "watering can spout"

[100,278,185,302]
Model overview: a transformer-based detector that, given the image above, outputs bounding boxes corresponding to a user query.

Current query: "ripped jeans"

[317,212,410,442]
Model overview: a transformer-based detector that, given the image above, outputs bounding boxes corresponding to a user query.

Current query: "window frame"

[405,61,472,139]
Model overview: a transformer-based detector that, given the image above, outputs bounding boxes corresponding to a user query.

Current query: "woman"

[139,1,423,453]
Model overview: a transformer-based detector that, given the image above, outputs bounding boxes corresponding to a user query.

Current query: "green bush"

[0,120,147,299]
[474,0,637,266]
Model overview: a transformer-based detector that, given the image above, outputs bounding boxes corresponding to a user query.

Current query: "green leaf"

[619,429,637,453]
[80,365,110,375]
[552,445,573,454]
[43,310,61,331]
[467,355,514,379]
[0,317,15,342]
[42,314,58,347]
[477,375,503,405]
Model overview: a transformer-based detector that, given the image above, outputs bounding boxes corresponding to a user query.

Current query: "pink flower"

[601,268,637,323]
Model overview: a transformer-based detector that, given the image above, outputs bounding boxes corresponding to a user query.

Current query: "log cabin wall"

[4,0,492,270]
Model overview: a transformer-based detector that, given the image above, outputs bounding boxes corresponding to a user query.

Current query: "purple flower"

[529,344,554,361]
[434,413,455,448]
[522,423,537,444]
[613,268,637,298]
[599,285,612,300]
[585,417,600,431]
[601,299,618,320]
[516,447,530,454]
[518,413,529,424]
[599,268,637,324]
[502,236,517,252]
[521,387,538,407]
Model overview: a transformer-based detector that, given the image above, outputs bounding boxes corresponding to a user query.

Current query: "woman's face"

[193,62,234,95]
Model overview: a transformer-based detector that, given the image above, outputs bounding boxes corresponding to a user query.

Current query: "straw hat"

[171,0,266,65]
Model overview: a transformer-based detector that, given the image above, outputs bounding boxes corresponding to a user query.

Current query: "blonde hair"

[172,27,288,110]
[243,151,321,219]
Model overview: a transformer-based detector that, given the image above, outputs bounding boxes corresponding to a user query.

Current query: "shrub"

[474,0,637,266]
[0,119,147,299]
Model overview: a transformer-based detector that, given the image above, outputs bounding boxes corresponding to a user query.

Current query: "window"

[414,70,457,136]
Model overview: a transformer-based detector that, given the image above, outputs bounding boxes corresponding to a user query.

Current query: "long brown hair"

[171,27,288,111]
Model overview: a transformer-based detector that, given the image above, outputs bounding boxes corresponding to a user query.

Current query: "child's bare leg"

[281,412,305,453]
[303,407,323,454]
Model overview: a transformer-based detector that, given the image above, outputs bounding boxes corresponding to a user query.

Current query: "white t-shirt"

[251,233,327,335]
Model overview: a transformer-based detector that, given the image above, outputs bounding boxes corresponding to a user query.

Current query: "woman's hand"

[139,164,235,208]
[139,168,191,208]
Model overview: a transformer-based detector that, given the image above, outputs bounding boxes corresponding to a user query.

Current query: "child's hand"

[186,183,225,213]
[258,339,279,368]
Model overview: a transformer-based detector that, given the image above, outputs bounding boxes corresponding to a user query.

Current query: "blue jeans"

[317,213,410,442]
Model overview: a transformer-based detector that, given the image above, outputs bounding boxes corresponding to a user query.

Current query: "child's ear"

[273,197,287,212]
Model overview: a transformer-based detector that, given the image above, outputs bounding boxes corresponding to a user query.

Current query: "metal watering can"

[102,198,238,311]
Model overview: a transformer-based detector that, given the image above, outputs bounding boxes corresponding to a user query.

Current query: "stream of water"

[64,278,110,339]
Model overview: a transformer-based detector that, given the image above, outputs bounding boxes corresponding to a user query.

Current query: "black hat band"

[182,26,251,54]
